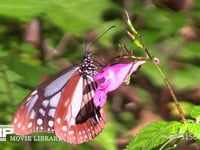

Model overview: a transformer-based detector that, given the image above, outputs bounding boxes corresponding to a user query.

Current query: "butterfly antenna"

[86,25,116,51]
[84,38,88,53]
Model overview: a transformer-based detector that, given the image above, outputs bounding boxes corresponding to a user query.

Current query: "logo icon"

[0,125,14,141]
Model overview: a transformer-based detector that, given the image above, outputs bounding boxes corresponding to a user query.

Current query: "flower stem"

[153,62,186,122]
[125,11,186,123]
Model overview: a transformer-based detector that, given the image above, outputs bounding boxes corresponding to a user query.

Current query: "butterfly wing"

[12,66,79,135]
[12,51,105,144]
[54,71,105,144]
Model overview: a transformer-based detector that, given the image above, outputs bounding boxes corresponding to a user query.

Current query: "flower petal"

[93,60,146,107]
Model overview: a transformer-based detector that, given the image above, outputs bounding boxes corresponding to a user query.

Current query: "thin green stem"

[125,11,186,122]
[145,45,186,123]
[146,44,186,123]
[153,62,186,122]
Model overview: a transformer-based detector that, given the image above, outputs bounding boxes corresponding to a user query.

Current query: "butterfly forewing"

[12,66,79,135]
[12,51,106,144]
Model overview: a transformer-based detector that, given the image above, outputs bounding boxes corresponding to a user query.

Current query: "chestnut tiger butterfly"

[12,51,105,144]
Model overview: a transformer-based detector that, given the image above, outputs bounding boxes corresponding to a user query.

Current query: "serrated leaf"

[187,123,200,140]
[125,121,182,150]
[190,106,200,119]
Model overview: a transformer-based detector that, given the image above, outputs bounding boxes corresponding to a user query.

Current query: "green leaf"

[0,0,52,22]
[1,55,55,87]
[181,42,200,59]
[187,123,200,140]
[125,121,182,150]
[0,0,113,35]
[142,9,186,36]
[191,106,200,119]
[125,120,200,150]
[171,65,200,89]
[46,0,113,35]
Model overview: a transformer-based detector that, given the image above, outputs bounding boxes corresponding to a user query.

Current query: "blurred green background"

[0,0,200,149]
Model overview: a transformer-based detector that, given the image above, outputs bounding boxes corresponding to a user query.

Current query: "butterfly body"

[12,51,105,144]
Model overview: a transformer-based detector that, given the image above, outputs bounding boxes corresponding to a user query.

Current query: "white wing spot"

[78,131,82,135]
[48,108,56,118]
[26,94,38,114]
[84,135,87,139]
[40,126,43,130]
[17,122,21,128]
[30,110,36,119]
[56,118,61,124]
[26,96,32,102]
[49,92,61,107]
[37,118,43,125]
[14,118,17,124]
[42,100,49,107]
[95,114,100,122]
[61,125,67,131]
[48,120,54,127]
[69,130,74,135]
[39,108,46,116]
[31,90,38,95]
[22,126,25,130]
[28,122,32,128]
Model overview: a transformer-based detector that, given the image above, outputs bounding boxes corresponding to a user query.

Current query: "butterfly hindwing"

[54,71,105,144]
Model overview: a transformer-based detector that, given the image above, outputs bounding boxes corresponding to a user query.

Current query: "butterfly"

[12,51,106,144]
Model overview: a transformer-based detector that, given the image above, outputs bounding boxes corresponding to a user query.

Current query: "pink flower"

[93,60,146,107]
